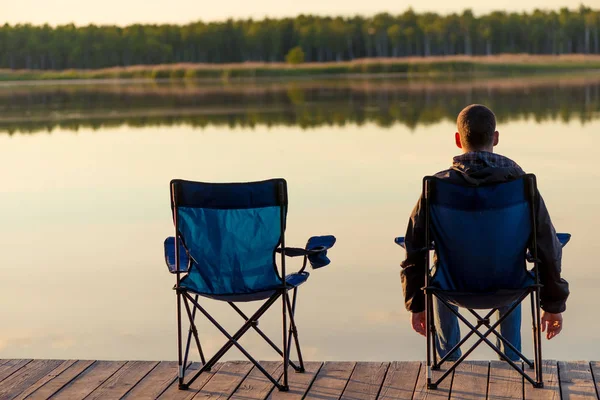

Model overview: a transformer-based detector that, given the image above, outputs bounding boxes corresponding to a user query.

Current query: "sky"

[1,0,598,26]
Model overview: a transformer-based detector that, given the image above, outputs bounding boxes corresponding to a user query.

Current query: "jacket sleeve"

[534,191,570,313]
[400,196,427,313]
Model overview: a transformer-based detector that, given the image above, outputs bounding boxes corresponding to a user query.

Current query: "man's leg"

[496,303,522,362]
[432,296,462,361]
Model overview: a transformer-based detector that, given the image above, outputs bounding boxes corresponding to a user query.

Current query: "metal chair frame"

[170,180,307,392]
[422,174,544,390]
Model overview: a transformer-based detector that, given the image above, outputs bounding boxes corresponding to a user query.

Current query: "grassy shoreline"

[2,55,600,82]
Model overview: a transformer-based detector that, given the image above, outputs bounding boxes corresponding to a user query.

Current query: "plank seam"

[445,367,456,400]
[300,362,324,400]
[189,362,225,399]
[337,362,358,400]
[557,361,563,400]
[485,362,490,400]
[151,361,192,399]
[26,360,96,399]
[15,359,77,400]
[589,361,600,400]
[81,361,128,400]
[117,361,161,399]
[258,362,285,400]
[372,362,391,400]
[521,362,525,400]
[409,362,422,400]
[0,360,33,385]
[226,362,254,399]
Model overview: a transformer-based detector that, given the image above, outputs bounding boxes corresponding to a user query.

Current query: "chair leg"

[281,290,289,391]
[286,290,305,372]
[183,295,207,367]
[530,294,538,371]
[534,289,544,387]
[176,290,187,389]
[429,297,439,370]
[425,292,436,389]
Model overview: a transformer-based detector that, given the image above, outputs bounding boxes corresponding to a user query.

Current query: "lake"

[1,75,599,362]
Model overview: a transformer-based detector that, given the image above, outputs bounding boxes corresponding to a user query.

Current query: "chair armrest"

[556,233,571,247]
[276,246,329,257]
[304,235,336,269]
[526,233,570,263]
[394,237,406,249]
[164,237,191,273]
[394,237,434,251]
[276,235,336,270]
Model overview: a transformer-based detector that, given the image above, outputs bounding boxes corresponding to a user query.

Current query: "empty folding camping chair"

[395,174,570,389]
[164,178,336,391]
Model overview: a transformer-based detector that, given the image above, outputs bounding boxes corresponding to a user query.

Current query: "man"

[401,104,569,361]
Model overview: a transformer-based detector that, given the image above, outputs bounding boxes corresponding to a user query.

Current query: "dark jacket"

[400,152,569,314]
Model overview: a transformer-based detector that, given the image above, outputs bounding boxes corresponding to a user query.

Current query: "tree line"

[1,6,599,70]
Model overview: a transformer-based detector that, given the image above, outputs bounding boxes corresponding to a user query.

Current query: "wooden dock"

[0,359,598,399]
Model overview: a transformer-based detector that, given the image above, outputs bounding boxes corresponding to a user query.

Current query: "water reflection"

[0,77,599,363]
[1,75,600,134]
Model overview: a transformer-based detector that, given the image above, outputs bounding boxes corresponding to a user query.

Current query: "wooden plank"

[24,360,95,400]
[378,361,421,400]
[85,361,158,399]
[230,361,283,400]
[450,361,489,400]
[340,362,389,400]
[304,361,356,400]
[194,361,253,399]
[591,362,600,400]
[488,361,523,400]
[0,359,65,400]
[524,360,560,400]
[50,360,126,400]
[267,362,322,400]
[122,361,180,399]
[558,361,598,400]
[158,363,222,400]
[413,363,454,400]
[13,360,77,400]
[0,360,32,383]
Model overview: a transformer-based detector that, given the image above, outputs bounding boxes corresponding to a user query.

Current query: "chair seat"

[179,272,309,302]
[427,285,537,310]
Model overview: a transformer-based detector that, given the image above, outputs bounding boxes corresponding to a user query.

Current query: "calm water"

[1,76,599,362]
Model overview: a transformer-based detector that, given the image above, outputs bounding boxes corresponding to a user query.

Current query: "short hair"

[456,104,496,150]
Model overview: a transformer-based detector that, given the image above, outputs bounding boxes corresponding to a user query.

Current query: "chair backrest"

[170,179,286,295]
[426,175,536,293]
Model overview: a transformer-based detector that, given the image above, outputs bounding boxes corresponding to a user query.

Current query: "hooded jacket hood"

[435,151,525,186]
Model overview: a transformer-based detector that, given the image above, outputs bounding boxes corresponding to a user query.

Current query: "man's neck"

[463,148,494,154]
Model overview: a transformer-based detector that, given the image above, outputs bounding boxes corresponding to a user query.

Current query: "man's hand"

[541,311,563,340]
[411,311,426,337]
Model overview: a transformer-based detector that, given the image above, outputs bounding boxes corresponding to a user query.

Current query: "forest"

[1,6,599,70]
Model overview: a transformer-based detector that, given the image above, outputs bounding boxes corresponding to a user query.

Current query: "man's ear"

[455,132,463,149]
[493,131,499,147]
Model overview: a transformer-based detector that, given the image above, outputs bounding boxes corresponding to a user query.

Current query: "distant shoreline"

[2,55,600,83]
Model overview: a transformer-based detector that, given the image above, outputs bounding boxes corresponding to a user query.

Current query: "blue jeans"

[432,296,522,362]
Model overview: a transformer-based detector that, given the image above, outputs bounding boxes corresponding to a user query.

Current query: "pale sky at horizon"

[1,0,597,26]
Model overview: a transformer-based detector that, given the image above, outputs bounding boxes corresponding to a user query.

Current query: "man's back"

[402,150,568,314]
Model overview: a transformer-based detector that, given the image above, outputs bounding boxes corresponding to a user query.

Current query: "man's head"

[455,104,499,153]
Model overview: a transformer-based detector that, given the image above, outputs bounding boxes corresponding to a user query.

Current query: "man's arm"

[534,191,570,314]
[400,196,427,313]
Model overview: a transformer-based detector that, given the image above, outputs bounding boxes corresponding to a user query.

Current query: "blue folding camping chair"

[395,174,570,389]
[165,178,335,391]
